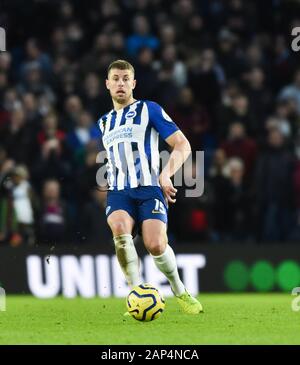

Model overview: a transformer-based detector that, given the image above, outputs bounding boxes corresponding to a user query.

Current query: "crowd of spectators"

[1,0,300,245]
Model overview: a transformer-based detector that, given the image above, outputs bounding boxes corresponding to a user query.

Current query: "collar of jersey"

[112,99,139,113]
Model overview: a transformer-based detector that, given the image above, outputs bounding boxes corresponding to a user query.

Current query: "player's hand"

[159,174,177,204]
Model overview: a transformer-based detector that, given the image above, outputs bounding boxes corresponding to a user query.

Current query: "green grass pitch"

[0,294,299,344]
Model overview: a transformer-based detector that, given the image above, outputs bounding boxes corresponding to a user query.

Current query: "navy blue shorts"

[106,186,168,226]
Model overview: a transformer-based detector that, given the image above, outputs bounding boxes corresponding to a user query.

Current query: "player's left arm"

[160,130,191,204]
[147,101,192,204]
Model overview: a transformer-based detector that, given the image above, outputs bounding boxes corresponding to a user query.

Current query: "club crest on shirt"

[125,110,137,119]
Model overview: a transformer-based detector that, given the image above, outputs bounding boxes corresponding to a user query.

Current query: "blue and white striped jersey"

[98,100,179,190]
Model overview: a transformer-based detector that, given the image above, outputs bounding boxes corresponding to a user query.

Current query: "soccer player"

[98,60,203,314]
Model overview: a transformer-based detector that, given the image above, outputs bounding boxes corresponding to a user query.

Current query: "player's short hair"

[107,59,135,77]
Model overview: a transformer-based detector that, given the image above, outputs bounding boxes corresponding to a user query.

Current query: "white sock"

[113,234,141,288]
[152,244,185,296]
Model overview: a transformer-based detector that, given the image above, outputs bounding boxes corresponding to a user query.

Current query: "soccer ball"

[126,283,165,322]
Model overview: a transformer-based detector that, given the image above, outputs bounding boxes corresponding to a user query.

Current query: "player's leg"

[135,187,185,295]
[135,185,203,314]
[142,219,203,314]
[141,219,185,295]
[136,187,185,295]
[106,190,142,288]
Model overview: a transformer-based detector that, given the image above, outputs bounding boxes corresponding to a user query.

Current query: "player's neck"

[113,97,136,111]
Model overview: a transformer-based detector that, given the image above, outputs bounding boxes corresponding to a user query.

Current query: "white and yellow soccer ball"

[126,283,165,322]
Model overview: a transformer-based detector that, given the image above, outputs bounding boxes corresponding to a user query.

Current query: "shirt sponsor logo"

[103,126,133,145]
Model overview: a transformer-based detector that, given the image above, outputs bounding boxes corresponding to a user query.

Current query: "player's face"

[106,69,136,104]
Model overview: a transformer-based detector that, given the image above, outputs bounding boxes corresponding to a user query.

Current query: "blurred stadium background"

[0,0,300,299]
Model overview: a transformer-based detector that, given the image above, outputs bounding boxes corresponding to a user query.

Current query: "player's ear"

[132,79,136,89]
[105,79,110,90]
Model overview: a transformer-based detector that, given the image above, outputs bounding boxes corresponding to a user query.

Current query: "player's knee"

[146,238,167,256]
[108,219,130,236]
